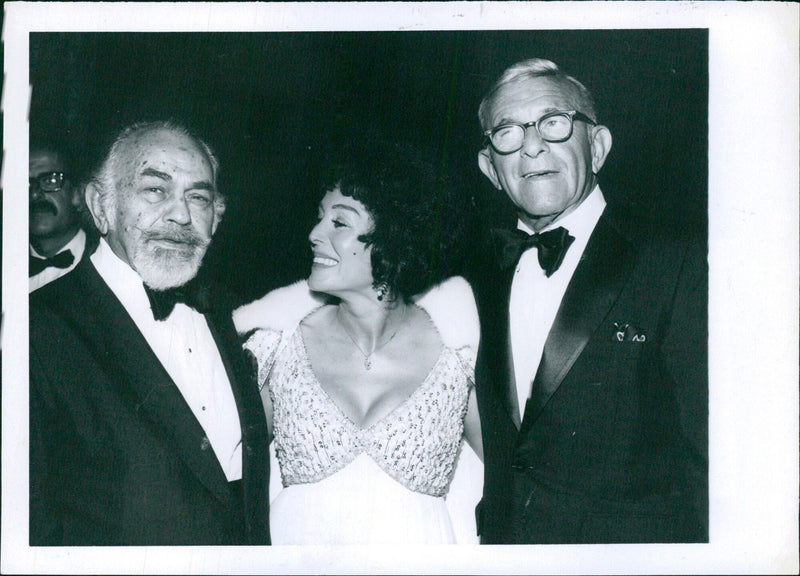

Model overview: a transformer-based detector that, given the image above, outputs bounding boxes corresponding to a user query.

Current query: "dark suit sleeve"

[660,238,709,533]
[662,240,708,458]
[29,339,62,545]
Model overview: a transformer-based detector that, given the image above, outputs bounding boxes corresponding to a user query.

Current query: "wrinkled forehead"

[116,129,213,181]
[487,76,582,122]
[29,149,66,175]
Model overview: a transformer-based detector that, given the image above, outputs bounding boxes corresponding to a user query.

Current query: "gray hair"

[90,120,225,224]
[478,58,598,131]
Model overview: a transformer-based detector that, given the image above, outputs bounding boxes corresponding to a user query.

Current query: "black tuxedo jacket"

[29,258,270,545]
[82,224,101,259]
[470,206,708,544]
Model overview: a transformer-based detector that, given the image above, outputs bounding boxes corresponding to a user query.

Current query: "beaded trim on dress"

[244,327,474,497]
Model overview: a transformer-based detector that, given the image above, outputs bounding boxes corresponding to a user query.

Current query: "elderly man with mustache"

[28,141,98,291]
[29,121,270,545]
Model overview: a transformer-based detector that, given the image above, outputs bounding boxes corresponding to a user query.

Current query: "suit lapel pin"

[613,322,646,342]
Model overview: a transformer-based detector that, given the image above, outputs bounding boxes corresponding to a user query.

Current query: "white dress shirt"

[29,228,86,292]
[91,239,243,481]
[509,186,607,419]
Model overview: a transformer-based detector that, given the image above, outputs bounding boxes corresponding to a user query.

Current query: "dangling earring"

[375,282,389,301]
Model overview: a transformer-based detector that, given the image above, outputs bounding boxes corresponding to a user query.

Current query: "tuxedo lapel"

[479,231,525,428]
[520,214,637,431]
[498,265,523,428]
[206,315,241,408]
[205,305,271,544]
[70,261,234,504]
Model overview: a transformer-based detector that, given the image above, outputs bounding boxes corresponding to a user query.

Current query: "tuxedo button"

[200,436,210,450]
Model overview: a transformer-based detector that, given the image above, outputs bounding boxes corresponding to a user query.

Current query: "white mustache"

[139,228,208,248]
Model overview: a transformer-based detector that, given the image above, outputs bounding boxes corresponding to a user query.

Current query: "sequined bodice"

[245,328,474,497]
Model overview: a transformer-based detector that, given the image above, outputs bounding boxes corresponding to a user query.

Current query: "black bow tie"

[144,281,212,321]
[495,226,575,277]
[29,250,75,277]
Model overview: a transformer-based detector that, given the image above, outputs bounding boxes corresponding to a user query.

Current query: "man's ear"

[478,148,502,190]
[211,197,226,235]
[69,182,84,209]
[85,181,110,235]
[590,125,613,174]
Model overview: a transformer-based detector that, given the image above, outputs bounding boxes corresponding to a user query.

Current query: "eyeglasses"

[484,110,596,154]
[29,171,68,192]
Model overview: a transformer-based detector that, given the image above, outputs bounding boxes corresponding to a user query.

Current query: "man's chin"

[139,268,199,291]
[30,214,59,232]
[134,251,204,291]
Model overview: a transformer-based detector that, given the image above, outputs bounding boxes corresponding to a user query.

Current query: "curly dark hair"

[316,137,473,302]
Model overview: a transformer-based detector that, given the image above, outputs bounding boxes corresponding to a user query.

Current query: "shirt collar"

[90,237,152,317]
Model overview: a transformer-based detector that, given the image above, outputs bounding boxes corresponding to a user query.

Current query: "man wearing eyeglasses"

[29,142,98,291]
[470,58,708,544]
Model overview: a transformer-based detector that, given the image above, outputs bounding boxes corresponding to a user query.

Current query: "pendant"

[364,356,372,370]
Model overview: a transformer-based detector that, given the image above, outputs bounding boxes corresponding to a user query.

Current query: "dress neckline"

[293,328,450,432]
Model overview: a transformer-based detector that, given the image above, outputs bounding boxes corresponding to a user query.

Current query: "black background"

[30,30,708,303]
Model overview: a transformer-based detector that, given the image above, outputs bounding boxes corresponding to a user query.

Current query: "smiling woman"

[309,138,471,301]
[234,136,483,544]
[307,188,375,299]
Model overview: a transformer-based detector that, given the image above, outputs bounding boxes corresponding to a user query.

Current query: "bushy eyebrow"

[140,167,172,181]
[140,167,214,191]
[189,181,215,192]
[493,107,562,127]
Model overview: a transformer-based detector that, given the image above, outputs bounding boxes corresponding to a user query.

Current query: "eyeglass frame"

[29,171,69,193]
[483,110,597,154]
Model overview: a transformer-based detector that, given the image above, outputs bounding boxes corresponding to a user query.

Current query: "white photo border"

[3,2,798,574]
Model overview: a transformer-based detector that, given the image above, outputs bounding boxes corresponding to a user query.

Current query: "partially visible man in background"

[29,141,97,291]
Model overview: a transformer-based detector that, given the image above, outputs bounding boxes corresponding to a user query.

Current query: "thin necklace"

[336,305,407,370]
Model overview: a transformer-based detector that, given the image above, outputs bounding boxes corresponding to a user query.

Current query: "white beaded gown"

[238,277,481,545]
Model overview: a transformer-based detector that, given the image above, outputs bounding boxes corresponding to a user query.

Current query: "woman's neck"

[335,297,409,352]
